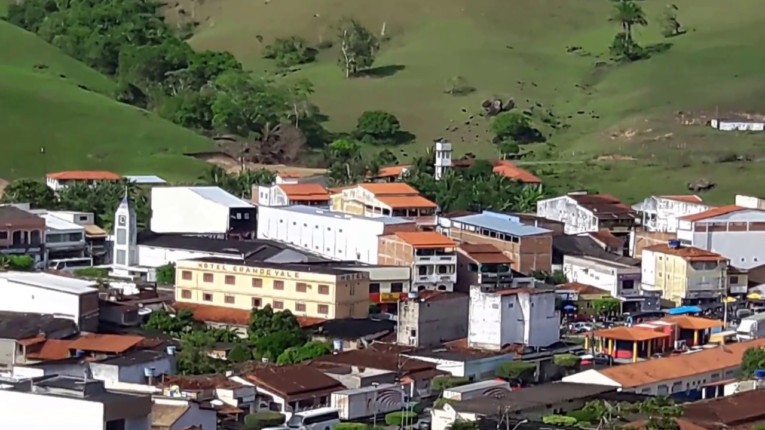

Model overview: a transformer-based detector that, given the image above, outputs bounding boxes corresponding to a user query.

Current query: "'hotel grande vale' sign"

[195,262,301,279]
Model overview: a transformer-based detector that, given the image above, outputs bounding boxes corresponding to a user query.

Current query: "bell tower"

[111,191,137,276]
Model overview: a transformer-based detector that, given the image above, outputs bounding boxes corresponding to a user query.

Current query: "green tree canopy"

[495,360,536,385]
[336,17,379,78]
[1,179,57,208]
[356,110,401,142]
[491,112,543,144]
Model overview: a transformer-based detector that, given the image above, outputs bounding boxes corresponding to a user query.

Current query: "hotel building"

[175,258,370,320]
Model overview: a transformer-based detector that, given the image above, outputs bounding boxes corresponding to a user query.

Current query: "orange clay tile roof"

[377,195,437,209]
[47,171,122,181]
[592,326,670,342]
[599,339,765,387]
[664,315,723,331]
[174,302,324,327]
[26,339,75,360]
[556,282,609,295]
[459,243,513,264]
[370,165,412,178]
[278,184,330,201]
[643,244,727,262]
[492,161,542,184]
[17,336,46,347]
[660,195,704,204]
[67,333,144,353]
[589,229,625,249]
[678,205,747,222]
[393,231,456,248]
[360,183,420,195]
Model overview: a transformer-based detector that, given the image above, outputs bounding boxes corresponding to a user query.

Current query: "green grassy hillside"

[182,0,765,203]
[0,20,214,181]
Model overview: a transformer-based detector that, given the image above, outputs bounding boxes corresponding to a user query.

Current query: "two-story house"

[331,183,438,227]
[45,170,122,191]
[467,286,559,350]
[445,211,553,273]
[562,254,659,313]
[0,206,46,261]
[253,175,330,207]
[455,243,537,292]
[536,192,636,238]
[631,195,711,233]
[30,210,87,261]
[378,231,457,292]
[641,241,728,306]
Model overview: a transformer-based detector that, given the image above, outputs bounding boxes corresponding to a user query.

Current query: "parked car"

[570,322,595,333]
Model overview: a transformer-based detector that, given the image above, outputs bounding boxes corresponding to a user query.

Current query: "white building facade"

[467,285,559,350]
[0,272,99,331]
[536,193,635,235]
[151,187,256,237]
[257,205,414,263]
[32,211,87,259]
[631,195,711,233]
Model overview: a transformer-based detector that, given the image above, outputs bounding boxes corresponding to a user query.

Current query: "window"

[273,301,284,310]
[418,266,427,275]
[203,293,213,302]
[437,265,448,274]
[318,284,330,295]
[116,229,126,245]
[225,295,235,304]
[252,297,262,308]
[296,303,306,312]
[181,289,191,299]
[622,280,635,289]
[730,276,739,284]
[0,231,7,240]
[410,329,417,337]
[296,283,308,293]
[181,271,192,280]
[391,282,404,293]
[468,263,479,272]
[318,304,329,314]
[225,275,236,285]
[274,280,284,290]
[203,273,213,283]
[370,283,381,293]
[252,278,263,288]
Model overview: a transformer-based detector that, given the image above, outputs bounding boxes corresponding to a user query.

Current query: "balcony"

[477,272,514,285]
[414,273,457,284]
[415,254,456,265]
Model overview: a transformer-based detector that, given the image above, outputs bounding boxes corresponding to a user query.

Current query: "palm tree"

[514,186,545,213]
[612,0,648,42]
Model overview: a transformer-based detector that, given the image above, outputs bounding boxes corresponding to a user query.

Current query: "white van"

[280,408,340,430]
[47,257,94,271]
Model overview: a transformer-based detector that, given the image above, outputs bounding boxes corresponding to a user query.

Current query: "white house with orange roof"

[331,183,438,226]
[677,196,765,270]
[491,161,542,187]
[45,171,122,191]
[253,174,330,207]
[366,165,412,182]
[632,195,711,233]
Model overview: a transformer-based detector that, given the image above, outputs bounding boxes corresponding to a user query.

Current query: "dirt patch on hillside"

[194,152,326,177]
[596,154,636,161]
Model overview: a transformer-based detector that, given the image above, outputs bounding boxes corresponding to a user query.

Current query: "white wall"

[0,279,83,325]
[89,357,175,384]
[0,389,105,430]
[682,210,765,269]
[524,293,560,347]
[151,188,230,234]
[564,366,739,396]
[642,250,657,288]
[467,287,503,350]
[563,256,618,297]
[257,206,387,263]
[536,196,597,235]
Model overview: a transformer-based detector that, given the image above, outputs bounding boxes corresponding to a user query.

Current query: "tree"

[143,309,198,337]
[356,110,401,143]
[610,0,648,61]
[495,360,536,385]
[740,346,765,379]
[285,79,315,129]
[553,353,581,375]
[610,32,644,61]
[593,297,621,316]
[431,375,470,393]
[491,112,542,144]
[1,179,57,208]
[325,138,366,186]
[660,4,682,38]
[336,17,379,78]
[228,344,254,363]
[5,255,36,271]
[498,140,520,160]
[248,306,307,360]
[543,416,578,426]
[155,263,175,285]
[263,36,317,68]
[444,75,475,96]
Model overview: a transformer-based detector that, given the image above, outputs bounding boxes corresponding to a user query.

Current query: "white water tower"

[434,139,452,181]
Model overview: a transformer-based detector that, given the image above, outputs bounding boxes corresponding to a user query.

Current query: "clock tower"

[111,191,137,276]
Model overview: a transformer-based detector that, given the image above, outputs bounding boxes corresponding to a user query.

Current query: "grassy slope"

[0,20,214,181]
[185,0,765,203]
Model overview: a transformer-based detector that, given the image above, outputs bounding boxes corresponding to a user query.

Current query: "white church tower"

[433,139,452,181]
[111,191,138,278]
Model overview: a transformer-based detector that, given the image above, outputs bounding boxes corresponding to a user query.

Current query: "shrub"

[355,110,401,143]
[244,411,286,430]
[335,424,368,430]
[553,353,580,369]
[72,267,110,279]
[434,398,456,409]
[543,415,578,426]
[495,360,535,384]
[263,36,316,67]
[431,375,470,393]
[385,411,418,426]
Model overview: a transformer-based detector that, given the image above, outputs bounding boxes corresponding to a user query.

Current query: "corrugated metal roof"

[453,211,552,237]
[0,272,97,295]
[186,187,254,208]
[277,205,412,224]
[125,175,167,184]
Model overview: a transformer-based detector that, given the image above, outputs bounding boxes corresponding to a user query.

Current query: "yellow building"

[641,243,727,305]
[330,183,437,226]
[175,258,370,320]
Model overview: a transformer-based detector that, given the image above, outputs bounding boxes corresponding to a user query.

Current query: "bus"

[47,257,94,271]
[284,408,340,430]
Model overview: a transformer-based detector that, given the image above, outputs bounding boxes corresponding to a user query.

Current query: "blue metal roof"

[452,211,551,237]
[665,306,701,315]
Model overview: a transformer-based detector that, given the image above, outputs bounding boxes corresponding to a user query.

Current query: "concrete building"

[563,254,658,313]
[455,244,514,292]
[467,285,559,350]
[677,204,765,270]
[0,375,152,430]
[152,397,217,430]
[307,263,412,309]
[536,192,636,237]
[253,175,330,207]
[632,195,711,233]
[151,186,257,239]
[562,339,765,398]
[257,205,416,263]
[0,206,45,260]
[28,210,87,260]
[445,211,553,273]
[0,312,78,370]
[0,271,99,331]
[330,183,438,226]
[237,364,344,414]
[111,193,139,278]
[642,242,728,306]
[378,231,457,292]
[397,291,469,348]
[175,257,370,320]
[43,210,108,261]
[45,170,122,191]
